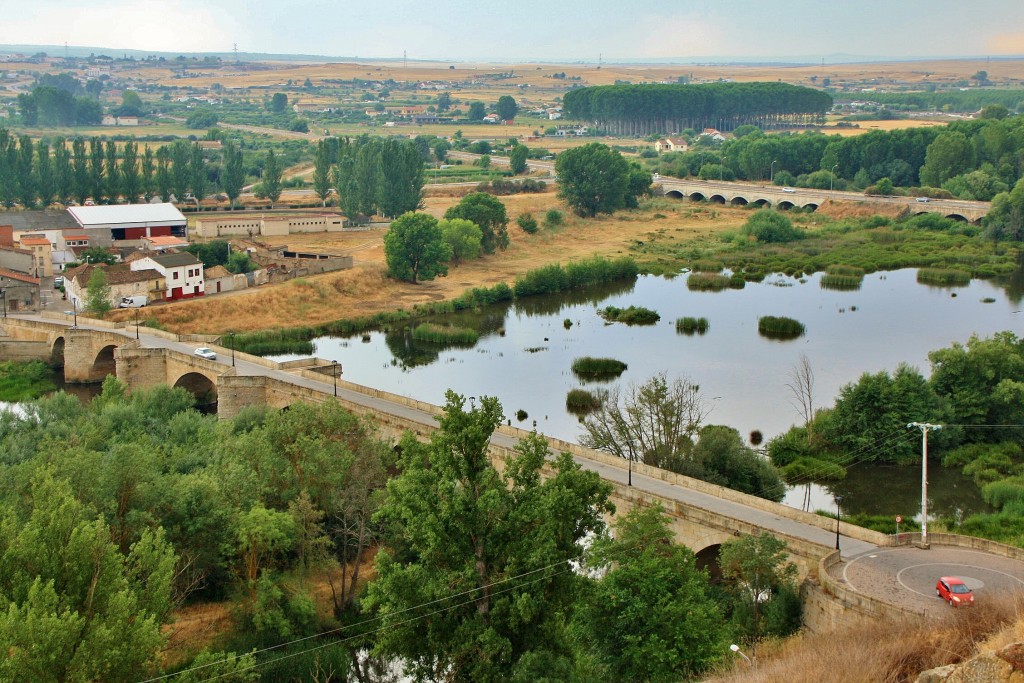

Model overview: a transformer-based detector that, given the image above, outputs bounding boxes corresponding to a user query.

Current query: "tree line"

[313,135,425,219]
[0,129,272,210]
[563,82,833,136]
[0,382,801,681]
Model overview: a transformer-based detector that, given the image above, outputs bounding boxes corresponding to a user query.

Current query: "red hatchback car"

[937,576,975,606]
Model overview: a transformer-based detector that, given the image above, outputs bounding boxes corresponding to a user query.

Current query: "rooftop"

[67,203,187,227]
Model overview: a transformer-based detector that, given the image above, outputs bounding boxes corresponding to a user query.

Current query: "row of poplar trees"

[311,135,425,218]
[0,129,259,210]
[563,82,833,136]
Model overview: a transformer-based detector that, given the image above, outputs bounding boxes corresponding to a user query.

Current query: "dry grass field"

[107,193,747,334]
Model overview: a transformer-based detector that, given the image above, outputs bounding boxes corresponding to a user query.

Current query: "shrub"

[517,213,539,234]
[513,257,638,298]
[757,316,806,340]
[742,209,803,243]
[598,305,660,325]
[686,272,731,291]
[571,357,628,380]
[544,209,564,228]
[691,259,724,273]
[821,274,863,290]
[566,388,603,416]
[515,409,528,421]
[411,323,479,344]
[676,317,709,334]
[917,268,971,286]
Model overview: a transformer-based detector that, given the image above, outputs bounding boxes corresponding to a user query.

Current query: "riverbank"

[0,360,56,402]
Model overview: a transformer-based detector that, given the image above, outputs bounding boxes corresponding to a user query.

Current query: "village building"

[0,268,41,313]
[64,263,164,311]
[66,203,188,247]
[129,252,204,301]
[654,137,690,153]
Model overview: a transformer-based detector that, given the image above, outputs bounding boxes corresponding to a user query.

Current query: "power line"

[139,557,583,683]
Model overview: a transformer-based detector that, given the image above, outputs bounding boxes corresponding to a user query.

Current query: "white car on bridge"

[194,347,217,361]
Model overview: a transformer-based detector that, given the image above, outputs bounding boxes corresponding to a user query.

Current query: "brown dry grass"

[106,196,746,334]
[707,595,1024,683]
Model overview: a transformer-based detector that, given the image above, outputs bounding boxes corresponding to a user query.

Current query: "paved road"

[836,545,1024,615]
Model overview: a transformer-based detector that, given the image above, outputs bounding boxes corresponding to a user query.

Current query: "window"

[173,271,179,280]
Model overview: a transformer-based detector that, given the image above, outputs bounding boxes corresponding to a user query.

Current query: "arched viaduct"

[657,178,990,223]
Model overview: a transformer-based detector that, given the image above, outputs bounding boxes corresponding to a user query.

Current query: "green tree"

[436,91,451,111]
[920,132,974,188]
[169,140,191,205]
[719,532,800,646]
[439,217,482,263]
[270,92,288,113]
[984,178,1024,245]
[222,140,245,210]
[556,142,633,217]
[190,143,207,209]
[508,144,528,174]
[35,141,55,208]
[312,139,332,207]
[443,191,510,253]
[575,504,729,682]
[0,471,176,683]
[120,140,141,203]
[496,95,518,121]
[432,139,450,162]
[383,212,451,283]
[468,101,486,120]
[79,246,117,265]
[104,140,120,203]
[84,267,113,316]
[52,137,73,205]
[72,137,90,205]
[16,135,36,208]
[364,392,614,682]
[742,209,802,243]
[263,149,282,209]
[155,146,172,202]
[140,145,155,202]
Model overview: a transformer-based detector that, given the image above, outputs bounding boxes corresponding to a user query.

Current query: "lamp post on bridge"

[332,360,339,397]
[770,160,778,186]
[134,308,140,340]
[834,495,844,551]
[228,331,235,367]
[720,156,727,182]
[71,299,78,329]
[830,163,839,196]
[0,288,6,319]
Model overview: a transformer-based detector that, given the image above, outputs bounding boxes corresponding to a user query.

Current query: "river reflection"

[277,267,1024,517]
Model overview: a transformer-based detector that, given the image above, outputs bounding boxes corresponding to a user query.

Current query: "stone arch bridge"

[657,178,990,223]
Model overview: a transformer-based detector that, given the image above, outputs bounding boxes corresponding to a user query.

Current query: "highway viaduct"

[4,314,1023,632]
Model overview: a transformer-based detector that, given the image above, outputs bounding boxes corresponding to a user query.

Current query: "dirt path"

[109,194,747,334]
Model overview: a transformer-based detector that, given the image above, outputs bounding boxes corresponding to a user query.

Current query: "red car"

[936,576,974,606]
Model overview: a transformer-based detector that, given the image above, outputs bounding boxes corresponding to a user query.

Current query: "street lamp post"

[908,422,941,548]
[332,360,339,397]
[834,495,844,550]
[134,308,140,340]
[0,288,6,318]
[720,156,727,182]
[830,163,839,195]
[228,332,235,367]
[72,299,78,329]
[770,160,778,185]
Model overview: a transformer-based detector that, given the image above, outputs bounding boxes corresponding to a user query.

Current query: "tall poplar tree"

[221,140,245,209]
[263,148,282,208]
[53,137,73,205]
[120,140,141,203]
[312,139,332,207]
[36,141,55,207]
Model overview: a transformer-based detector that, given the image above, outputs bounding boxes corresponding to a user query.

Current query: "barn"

[66,203,188,247]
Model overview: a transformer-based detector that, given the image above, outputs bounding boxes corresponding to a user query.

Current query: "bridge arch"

[50,336,66,367]
[92,344,119,378]
[946,213,968,222]
[730,196,749,206]
[688,191,707,202]
[708,194,726,205]
[800,203,819,212]
[173,371,218,410]
[751,198,771,208]
[665,189,684,199]
[695,543,723,583]
[777,200,796,210]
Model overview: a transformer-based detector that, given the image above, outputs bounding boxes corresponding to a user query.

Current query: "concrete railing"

[890,532,1024,561]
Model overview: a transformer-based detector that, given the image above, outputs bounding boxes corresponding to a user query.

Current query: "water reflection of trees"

[382,311,509,369]
[1001,253,1024,306]
[512,281,637,317]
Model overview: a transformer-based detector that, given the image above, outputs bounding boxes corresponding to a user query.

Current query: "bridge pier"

[116,346,173,391]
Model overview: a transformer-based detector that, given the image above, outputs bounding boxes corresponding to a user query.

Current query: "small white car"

[194,347,217,361]
[916,196,931,203]
[782,187,796,193]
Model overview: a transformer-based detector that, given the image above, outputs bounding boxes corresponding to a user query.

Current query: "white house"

[130,252,204,301]
[655,137,689,153]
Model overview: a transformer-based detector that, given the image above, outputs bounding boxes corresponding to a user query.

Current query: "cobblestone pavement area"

[830,545,1024,615]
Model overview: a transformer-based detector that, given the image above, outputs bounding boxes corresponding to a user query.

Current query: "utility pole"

[907,422,941,548]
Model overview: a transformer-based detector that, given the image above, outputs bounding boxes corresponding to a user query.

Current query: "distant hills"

[0,43,1020,66]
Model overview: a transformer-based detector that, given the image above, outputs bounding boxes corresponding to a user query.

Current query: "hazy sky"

[2,0,1023,62]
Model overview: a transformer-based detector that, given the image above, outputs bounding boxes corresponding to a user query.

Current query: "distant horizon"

[1,43,1022,68]
[1,1,1022,64]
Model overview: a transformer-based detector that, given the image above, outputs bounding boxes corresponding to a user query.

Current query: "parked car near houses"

[118,295,148,308]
